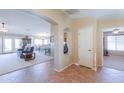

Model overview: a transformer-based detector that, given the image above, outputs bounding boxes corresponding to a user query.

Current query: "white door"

[78,26,94,68]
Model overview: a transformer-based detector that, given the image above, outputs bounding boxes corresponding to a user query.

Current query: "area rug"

[0,53,53,75]
[104,56,124,71]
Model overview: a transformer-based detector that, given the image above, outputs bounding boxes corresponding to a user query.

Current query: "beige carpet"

[104,55,124,71]
[0,52,53,75]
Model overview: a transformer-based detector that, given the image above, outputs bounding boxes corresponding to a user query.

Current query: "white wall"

[108,50,124,56]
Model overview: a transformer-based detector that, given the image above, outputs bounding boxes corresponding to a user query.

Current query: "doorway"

[103,31,124,71]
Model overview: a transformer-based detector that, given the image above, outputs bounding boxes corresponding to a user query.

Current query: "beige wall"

[33,9,72,71]
[108,50,124,56]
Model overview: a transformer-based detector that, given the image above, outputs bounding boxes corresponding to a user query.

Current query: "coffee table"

[23,52,35,61]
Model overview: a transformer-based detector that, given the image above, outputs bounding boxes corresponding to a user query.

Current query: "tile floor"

[0,60,124,83]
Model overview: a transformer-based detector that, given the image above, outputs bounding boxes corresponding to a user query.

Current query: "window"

[34,39,43,46]
[44,39,48,45]
[107,36,124,51]
[107,36,116,50]
[44,39,50,45]
[15,39,22,49]
[116,36,124,50]
[4,38,12,52]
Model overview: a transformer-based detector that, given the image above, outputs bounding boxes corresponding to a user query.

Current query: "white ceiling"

[1,9,124,35]
[64,9,124,20]
[0,9,51,36]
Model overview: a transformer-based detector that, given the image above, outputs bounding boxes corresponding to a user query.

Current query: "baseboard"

[54,63,74,72]
[74,62,79,66]
[75,62,97,71]
[92,66,97,71]
[54,62,100,72]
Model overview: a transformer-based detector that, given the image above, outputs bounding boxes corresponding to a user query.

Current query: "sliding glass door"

[3,38,13,53]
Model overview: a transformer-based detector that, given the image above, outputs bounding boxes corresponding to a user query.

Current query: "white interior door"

[78,26,94,68]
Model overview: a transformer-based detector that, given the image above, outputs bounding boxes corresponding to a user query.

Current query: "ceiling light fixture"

[0,22,8,32]
[112,28,119,34]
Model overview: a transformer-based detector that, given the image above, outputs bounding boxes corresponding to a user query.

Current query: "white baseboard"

[54,62,100,72]
[75,62,97,71]
[54,63,74,72]
[74,62,79,66]
[92,66,97,71]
